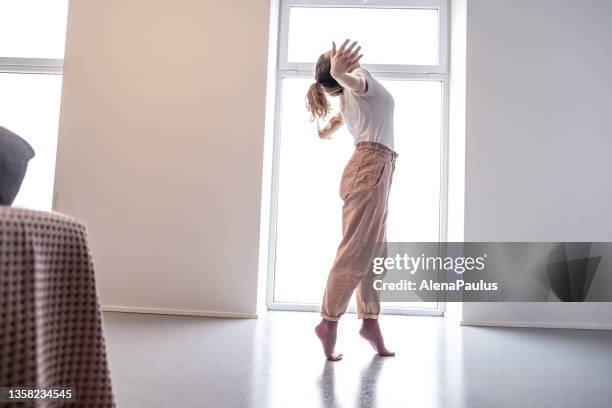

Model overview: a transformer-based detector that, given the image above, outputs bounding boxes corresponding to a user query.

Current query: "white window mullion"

[286,0,444,9]
[0,57,63,74]
[279,69,447,81]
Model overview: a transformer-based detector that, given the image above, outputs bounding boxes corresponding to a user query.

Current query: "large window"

[0,0,69,210]
[267,0,448,315]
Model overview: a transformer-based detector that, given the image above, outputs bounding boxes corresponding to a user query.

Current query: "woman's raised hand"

[317,113,344,140]
[330,39,363,78]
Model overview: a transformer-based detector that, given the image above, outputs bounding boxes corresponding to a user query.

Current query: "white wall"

[462,0,612,328]
[54,0,271,317]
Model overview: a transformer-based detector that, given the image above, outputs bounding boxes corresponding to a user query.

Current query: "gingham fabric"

[0,206,115,407]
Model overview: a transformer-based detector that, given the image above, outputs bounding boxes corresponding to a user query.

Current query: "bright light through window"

[287,7,439,65]
[0,0,69,210]
[0,0,69,58]
[0,74,64,210]
[273,78,442,306]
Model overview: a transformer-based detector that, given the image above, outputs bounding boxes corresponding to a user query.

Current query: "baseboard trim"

[101,305,258,319]
[460,319,612,330]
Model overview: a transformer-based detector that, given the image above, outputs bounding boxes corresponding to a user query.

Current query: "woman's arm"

[330,39,366,94]
[317,112,344,140]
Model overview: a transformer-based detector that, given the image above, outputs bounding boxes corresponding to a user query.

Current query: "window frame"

[0,57,63,75]
[266,0,449,316]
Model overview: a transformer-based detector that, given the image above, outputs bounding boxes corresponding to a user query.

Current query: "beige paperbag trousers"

[321,141,398,321]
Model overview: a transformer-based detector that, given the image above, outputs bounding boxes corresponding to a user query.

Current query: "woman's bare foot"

[315,319,343,361]
[359,319,395,357]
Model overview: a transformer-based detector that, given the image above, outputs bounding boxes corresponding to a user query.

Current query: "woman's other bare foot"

[359,319,395,357]
[315,319,343,361]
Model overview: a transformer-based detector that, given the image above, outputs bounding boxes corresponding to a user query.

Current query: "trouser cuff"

[320,312,342,321]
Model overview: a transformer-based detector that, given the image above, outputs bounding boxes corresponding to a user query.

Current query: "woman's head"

[306,51,343,121]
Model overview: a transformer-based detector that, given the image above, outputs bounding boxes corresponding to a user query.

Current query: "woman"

[306,39,397,361]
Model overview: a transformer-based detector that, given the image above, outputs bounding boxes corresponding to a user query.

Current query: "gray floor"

[102,310,612,408]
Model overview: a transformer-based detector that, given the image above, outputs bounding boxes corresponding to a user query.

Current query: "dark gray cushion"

[0,126,35,205]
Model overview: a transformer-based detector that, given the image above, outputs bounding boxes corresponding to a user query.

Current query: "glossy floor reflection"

[103,310,612,408]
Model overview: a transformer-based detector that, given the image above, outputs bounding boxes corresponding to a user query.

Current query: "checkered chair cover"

[0,207,115,407]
